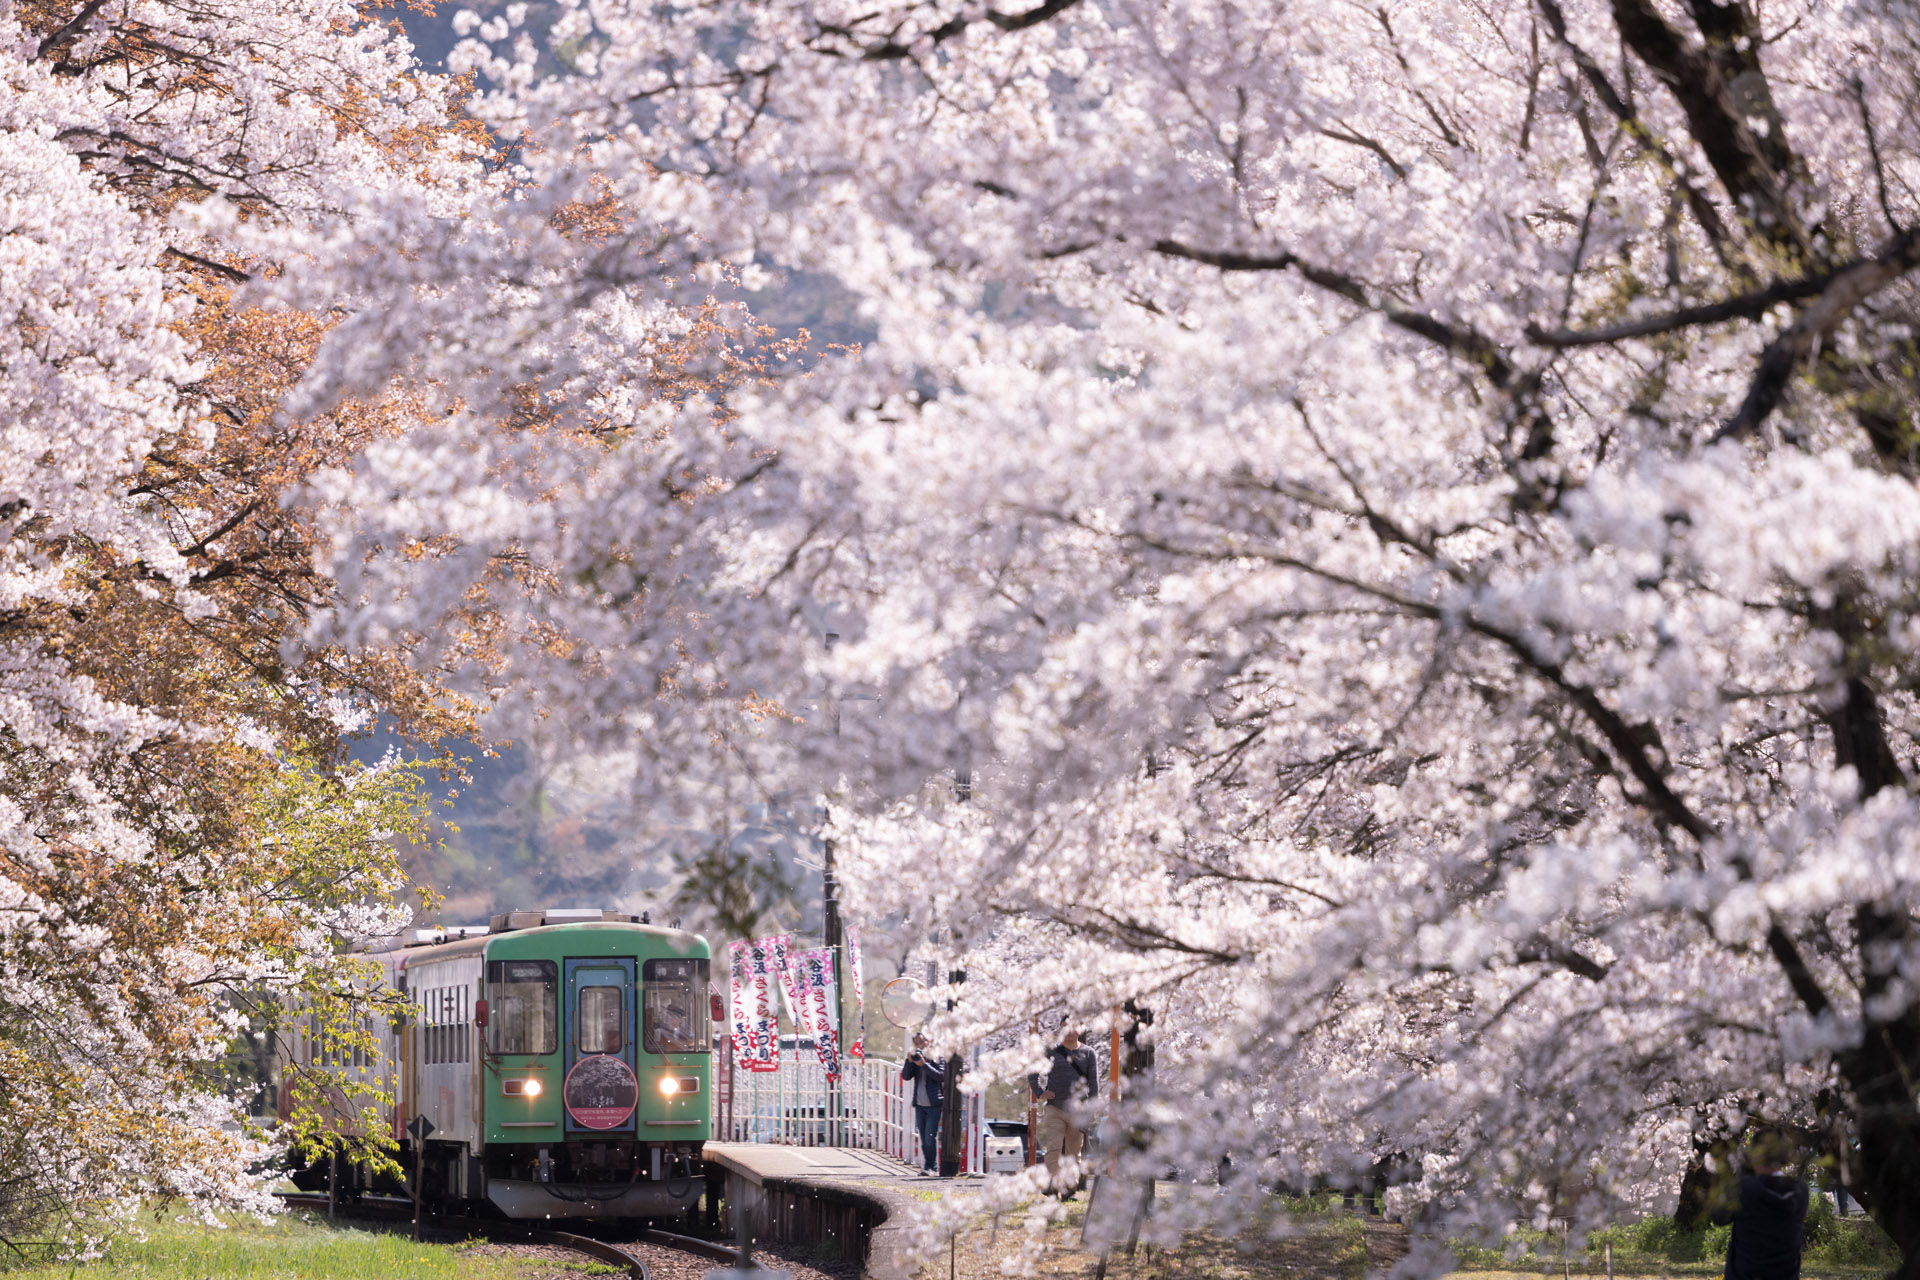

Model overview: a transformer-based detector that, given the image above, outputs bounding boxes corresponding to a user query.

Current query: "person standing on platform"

[1029,1028,1098,1198]
[902,1033,946,1176]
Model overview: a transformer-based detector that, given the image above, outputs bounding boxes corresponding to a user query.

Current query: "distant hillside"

[353,734,842,941]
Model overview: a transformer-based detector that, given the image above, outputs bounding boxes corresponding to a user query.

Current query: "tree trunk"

[1824,676,1920,1275]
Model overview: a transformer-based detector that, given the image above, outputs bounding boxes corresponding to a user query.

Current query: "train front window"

[487,959,557,1055]
[578,985,624,1054]
[642,958,710,1053]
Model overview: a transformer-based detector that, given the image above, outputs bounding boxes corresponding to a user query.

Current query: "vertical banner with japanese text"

[730,937,781,1071]
[728,939,751,1072]
[792,947,842,1082]
[771,933,801,1026]
[847,927,866,1060]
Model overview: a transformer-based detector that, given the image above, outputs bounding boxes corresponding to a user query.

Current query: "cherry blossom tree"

[0,0,489,1243]
[269,0,1920,1262]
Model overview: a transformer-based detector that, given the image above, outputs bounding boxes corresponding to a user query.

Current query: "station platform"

[703,1143,929,1183]
[702,1143,982,1279]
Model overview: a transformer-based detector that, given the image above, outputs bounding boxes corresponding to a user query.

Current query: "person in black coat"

[1028,1029,1099,1196]
[1710,1131,1809,1280]
[901,1033,946,1175]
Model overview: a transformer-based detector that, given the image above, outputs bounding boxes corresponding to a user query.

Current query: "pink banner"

[730,938,780,1072]
[847,928,865,1060]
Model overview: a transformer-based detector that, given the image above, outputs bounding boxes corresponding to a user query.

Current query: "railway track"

[274,1192,743,1279]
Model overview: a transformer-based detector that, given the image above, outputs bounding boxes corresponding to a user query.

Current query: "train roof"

[351,908,707,966]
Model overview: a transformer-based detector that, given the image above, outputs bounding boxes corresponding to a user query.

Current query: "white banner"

[792,946,842,1082]
[731,937,780,1072]
[847,928,866,1060]
[771,932,801,1026]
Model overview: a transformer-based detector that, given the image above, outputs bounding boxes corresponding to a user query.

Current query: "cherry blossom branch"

[816,0,1085,61]
[1119,526,1830,1024]
[1532,0,1736,251]
[1150,240,1518,386]
[1117,520,1709,842]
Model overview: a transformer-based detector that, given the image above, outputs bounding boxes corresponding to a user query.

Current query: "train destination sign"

[564,1053,639,1129]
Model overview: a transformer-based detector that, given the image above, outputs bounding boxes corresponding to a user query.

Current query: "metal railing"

[712,1037,984,1172]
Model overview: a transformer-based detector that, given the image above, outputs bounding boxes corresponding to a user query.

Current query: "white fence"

[711,1037,986,1173]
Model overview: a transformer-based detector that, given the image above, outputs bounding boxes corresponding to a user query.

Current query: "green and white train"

[281,908,713,1220]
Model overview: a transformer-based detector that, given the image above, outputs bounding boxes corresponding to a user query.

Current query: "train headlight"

[524,1078,543,1097]
[659,1077,680,1096]
[660,1076,700,1096]
[503,1078,543,1097]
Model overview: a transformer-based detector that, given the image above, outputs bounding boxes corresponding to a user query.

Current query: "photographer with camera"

[901,1033,946,1176]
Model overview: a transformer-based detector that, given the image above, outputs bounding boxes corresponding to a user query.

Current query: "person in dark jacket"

[901,1033,945,1175]
[1027,1029,1099,1195]
[1710,1130,1809,1280]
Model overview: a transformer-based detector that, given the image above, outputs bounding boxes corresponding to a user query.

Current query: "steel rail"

[640,1226,741,1263]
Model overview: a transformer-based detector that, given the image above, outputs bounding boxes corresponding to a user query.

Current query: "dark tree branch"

[1154,238,1558,465]
[34,0,110,60]
[177,497,266,560]
[982,0,1082,33]
[1518,18,1542,155]
[1318,125,1407,181]
[1715,224,1920,441]
[1850,77,1905,236]
[1516,938,1610,982]
[1527,269,1850,347]
[831,0,1084,60]
[1372,7,1462,148]
[162,246,252,283]
[1151,240,1516,385]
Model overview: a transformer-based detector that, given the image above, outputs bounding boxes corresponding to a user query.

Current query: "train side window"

[487,960,558,1055]
[642,958,710,1054]
[578,985,625,1054]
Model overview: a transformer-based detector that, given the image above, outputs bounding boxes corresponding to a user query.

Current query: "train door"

[562,957,638,1134]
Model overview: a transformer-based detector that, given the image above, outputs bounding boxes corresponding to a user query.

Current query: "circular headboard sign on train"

[563,1053,640,1129]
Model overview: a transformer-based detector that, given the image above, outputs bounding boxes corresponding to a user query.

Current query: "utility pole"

[938,969,966,1176]
[821,629,846,1149]
[822,836,845,1147]
[1119,1001,1155,1259]
[822,840,842,949]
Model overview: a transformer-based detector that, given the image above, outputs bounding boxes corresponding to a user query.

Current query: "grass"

[932,1183,1901,1280]
[0,1210,617,1279]
[1448,1200,1900,1278]
[939,1183,1375,1280]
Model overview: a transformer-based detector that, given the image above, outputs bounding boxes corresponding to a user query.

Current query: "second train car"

[283,908,713,1220]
